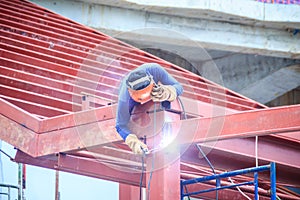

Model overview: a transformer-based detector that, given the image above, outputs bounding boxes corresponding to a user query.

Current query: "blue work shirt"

[115,63,183,140]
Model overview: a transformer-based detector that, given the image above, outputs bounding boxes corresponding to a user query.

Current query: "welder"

[115,63,183,154]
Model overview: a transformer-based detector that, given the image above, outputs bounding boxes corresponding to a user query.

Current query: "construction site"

[0,0,300,199]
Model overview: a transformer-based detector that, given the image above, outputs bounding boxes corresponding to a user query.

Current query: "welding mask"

[126,70,154,104]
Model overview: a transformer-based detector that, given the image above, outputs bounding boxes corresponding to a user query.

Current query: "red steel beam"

[0,114,38,155]
[182,136,300,170]
[175,104,300,144]
[146,150,181,200]
[15,150,300,200]
[1,95,71,117]
[0,60,118,103]
[0,44,262,113]
[0,98,40,132]
[0,31,264,111]
[0,26,261,111]
[37,104,117,133]
[143,110,181,200]
[0,0,268,112]
[0,103,119,156]
[2,101,299,160]
[0,49,123,86]
[36,119,120,156]
[14,150,142,187]
[0,84,81,112]
[0,39,256,111]
[57,154,142,186]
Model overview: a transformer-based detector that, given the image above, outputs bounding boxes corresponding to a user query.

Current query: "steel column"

[119,183,140,200]
[146,150,181,200]
[145,108,181,200]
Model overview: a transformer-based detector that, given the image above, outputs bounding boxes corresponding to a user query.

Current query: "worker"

[115,63,183,154]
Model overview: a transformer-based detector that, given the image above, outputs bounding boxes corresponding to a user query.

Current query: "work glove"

[151,84,177,102]
[125,134,148,155]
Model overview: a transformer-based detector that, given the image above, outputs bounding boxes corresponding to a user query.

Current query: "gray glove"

[151,84,177,102]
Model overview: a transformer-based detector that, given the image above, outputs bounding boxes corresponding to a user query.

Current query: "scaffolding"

[0,183,20,200]
[181,163,276,200]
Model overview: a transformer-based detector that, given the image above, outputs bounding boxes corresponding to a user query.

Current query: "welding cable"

[146,98,188,199]
[177,96,187,120]
[180,95,219,198]
[196,144,218,199]
[228,177,251,200]
[255,136,258,168]
[255,135,259,199]
[179,97,214,176]
[139,151,145,200]
[146,103,157,200]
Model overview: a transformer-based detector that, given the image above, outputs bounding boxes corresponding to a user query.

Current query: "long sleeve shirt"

[115,63,183,140]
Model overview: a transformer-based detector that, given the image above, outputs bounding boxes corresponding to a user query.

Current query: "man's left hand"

[151,84,177,102]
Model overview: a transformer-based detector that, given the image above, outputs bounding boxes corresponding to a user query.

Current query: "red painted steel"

[146,151,181,199]
[1,0,300,199]
[119,184,140,200]
[174,104,300,144]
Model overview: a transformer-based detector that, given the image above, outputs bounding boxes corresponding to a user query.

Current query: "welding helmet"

[126,70,154,104]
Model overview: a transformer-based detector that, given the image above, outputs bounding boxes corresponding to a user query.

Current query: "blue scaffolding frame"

[181,162,276,200]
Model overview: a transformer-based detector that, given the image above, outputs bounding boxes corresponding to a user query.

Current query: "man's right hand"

[125,134,148,154]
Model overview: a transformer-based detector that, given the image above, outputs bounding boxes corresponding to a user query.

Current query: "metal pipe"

[55,170,60,200]
[180,180,184,200]
[18,163,22,200]
[8,187,11,200]
[270,162,276,200]
[254,172,259,200]
[0,184,19,200]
